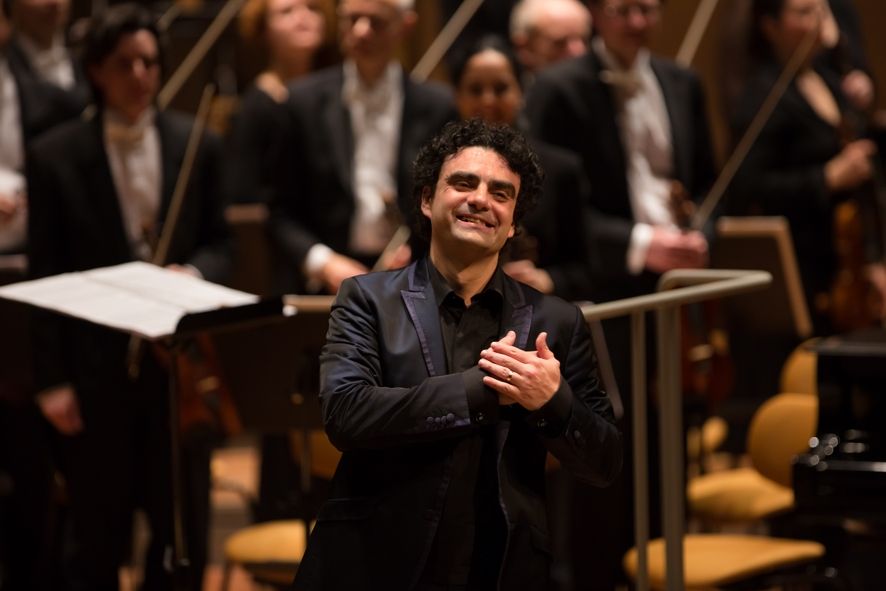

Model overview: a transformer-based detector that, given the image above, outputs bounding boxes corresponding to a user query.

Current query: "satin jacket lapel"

[500,276,532,350]
[653,60,689,186]
[87,115,132,258]
[326,70,354,197]
[400,261,447,377]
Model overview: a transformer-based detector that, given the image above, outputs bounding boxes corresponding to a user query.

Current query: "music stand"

[0,262,288,591]
[712,216,812,339]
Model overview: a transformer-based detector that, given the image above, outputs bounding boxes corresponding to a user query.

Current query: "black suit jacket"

[511,138,596,302]
[26,110,230,395]
[7,37,91,120]
[525,51,715,301]
[270,65,458,290]
[293,258,622,590]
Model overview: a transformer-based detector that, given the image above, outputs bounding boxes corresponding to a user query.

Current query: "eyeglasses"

[602,2,661,19]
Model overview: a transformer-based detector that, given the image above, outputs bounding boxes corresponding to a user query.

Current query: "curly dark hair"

[411,118,544,243]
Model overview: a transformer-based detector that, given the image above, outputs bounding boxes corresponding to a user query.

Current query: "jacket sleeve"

[319,276,500,451]
[524,305,623,487]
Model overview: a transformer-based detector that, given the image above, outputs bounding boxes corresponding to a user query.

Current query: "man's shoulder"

[30,115,93,158]
[650,54,700,85]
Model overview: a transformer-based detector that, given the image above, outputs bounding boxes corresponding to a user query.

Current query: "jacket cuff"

[526,378,574,437]
[463,365,499,425]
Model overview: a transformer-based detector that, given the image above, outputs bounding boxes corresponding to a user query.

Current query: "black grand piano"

[793,328,886,522]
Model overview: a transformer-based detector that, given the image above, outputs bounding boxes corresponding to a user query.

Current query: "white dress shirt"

[0,56,27,252]
[594,38,676,274]
[103,108,161,261]
[304,60,404,279]
[16,34,76,91]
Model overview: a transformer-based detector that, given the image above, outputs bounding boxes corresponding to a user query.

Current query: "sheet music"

[0,261,258,339]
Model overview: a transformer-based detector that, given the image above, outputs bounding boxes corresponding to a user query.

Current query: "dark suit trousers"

[56,358,212,591]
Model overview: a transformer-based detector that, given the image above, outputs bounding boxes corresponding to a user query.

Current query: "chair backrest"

[779,339,819,396]
[747,392,818,488]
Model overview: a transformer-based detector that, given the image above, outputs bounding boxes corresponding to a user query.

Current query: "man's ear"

[507,223,515,239]
[420,186,432,218]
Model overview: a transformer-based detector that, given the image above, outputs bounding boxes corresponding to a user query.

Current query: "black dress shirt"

[419,260,508,589]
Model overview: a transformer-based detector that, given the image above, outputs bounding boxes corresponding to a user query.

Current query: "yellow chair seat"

[224,520,307,585]
[624,534,825,590]
[688,467,794,522]
[687,416,729,460]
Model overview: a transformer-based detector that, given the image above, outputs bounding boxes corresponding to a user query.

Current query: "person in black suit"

[26,5,229,590]
[450,34,595,302]
[5,0,90,107]
[292,118,621,591]
[525,2,715,588]
[270,0,457,295]
[0,2,90,588]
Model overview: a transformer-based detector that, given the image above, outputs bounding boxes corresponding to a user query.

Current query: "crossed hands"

[478,330,561,411]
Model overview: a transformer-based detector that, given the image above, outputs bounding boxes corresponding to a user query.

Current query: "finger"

[536,332,554,359]
[479,357,521,382]
[482,375,521,400]
[500,330,516,346]
[489,341,534,364]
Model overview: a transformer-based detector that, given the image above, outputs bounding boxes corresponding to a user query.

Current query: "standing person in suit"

[525,1,716,588]
[270,0,458,295]
[5,0,89,106]
[26,5,229,590]
[509,0,592,85]
[0,1,94,588]
[293,118,621,591]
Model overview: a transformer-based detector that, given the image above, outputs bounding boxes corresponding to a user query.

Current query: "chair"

[687,392,817,525]
[220,431,340,590]
[624,393,843,590]
[779,338,819,396]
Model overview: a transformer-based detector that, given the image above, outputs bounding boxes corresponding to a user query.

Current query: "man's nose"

[566,37,587,58]
[466,186,490,208]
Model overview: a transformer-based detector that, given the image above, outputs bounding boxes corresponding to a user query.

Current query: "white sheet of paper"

[0,261,259,338]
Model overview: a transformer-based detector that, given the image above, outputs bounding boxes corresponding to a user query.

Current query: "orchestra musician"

[222,0,326,206]
[292,118,621,591]
[509,0,591,85]
[450,34,596,302]
[269,0,457,295]
[25,5,230,589]
[524,1,716,587]
[726,0,886,335]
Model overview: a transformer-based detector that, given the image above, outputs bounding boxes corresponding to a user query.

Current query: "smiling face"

[456,49,523,125]
[421,146,519,264]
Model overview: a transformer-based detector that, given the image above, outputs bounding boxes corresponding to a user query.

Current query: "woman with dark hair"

[450,34,596,301]
[727,0,886,334]
[222,0,326,204]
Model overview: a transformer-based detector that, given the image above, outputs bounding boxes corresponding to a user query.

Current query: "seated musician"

[269,0,457,295]
[26,4,229,589]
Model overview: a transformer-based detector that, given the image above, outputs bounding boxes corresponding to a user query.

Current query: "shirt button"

[537,418,548,429]
[573,429,582,439]
[476,412,485,423]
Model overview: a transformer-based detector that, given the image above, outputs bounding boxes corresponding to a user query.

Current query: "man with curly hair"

[292,119,621,591]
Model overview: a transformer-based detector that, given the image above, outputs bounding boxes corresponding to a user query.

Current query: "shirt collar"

[426,257,505,309]
[16,33,68,72]
[103,107,156,145]
[592,37,652,96]
[341,59,402,108]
